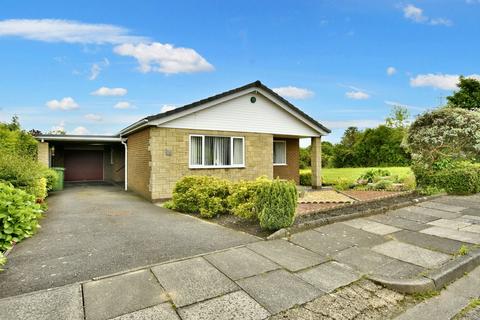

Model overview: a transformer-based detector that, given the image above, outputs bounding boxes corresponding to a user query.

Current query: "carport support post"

[311,136,322,189]
[121,138,128,191]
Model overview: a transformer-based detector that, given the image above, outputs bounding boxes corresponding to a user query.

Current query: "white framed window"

[273,140,287,165]
[190,135,245,168]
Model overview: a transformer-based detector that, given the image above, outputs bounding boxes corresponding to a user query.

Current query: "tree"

[447,76,480,110]
[299,146,311,169]
[406,107,480,165]
[341,127,361,148]
[386,106,410,129]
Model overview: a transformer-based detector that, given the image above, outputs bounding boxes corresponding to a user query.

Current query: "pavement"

[1,193,480,319]
[0,183,258,298]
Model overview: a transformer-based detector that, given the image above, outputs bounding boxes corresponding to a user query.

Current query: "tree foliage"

[0,117,38,159]
[406,107,480,165]
[447,76,480,110]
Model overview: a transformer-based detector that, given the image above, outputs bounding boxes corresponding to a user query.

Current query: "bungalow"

[36,81,330,201]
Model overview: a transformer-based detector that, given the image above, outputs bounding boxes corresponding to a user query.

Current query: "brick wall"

[149,128,273,200]
[104,145,125,183]
[273,138,300,184]
[127,129,151,199]
[37,142,49,166]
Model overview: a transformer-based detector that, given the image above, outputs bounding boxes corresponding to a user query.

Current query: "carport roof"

[35,134,121,143]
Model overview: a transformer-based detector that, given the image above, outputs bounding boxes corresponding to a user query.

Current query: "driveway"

[0,183,258,298]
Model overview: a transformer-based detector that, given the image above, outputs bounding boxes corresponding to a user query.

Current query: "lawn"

[300,167,413,185]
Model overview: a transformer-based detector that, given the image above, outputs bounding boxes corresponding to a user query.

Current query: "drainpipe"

[121,137,128,191]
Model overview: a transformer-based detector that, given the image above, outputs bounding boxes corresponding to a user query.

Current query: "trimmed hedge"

[413,161,480,194]
[168,176,298,230]
[0,182,43,251]
[299,172,312,186]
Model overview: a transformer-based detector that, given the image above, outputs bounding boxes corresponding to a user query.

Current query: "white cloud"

[72,126,89,135]
[272,86,314,99]
[346,90,370,100]
[323,119,384,129]
[50,120,65,133]
[114,101,134,109]
[410,73,480,90]
[91,86,127,96]
[0,19,146,44]
[46,97,79,110]
[387,66,397,76]
[84,113,102,121]
[89,58,109,80]
[402,4,452,26]
[114,42,214,74]
[160,105,176,113]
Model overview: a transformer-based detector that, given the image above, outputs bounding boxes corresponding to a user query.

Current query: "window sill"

[189,165,246,169]
[273,163,288,166]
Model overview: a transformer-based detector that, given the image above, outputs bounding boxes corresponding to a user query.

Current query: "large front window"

[190,135,244,168]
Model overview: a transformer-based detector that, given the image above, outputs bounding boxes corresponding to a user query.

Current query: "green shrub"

[359,169,391,183]
[334,178,354,191]
[299,171,312,186]
[0,251,6,271]
[0,182,43,251]
[170,176,231,218]
[228,178,270,220]
[372,179,394,190]
[0,153,53,200]
[257,179,298,230]
[413,161,480,194]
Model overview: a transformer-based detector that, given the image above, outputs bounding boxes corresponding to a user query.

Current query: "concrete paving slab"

[247,240,326,272]
[297,261,360,293]
[461,224,480,234]
[83,269,168,320]
[392,230,467,254]
[421,226,480,244]
[178,290,270,320]
[342,218,401,235]
[418,201,466,213]
[0,284,83,320]
[460,208,480,217]
[428,219,471,230]
[372,241,451,268]
[372,259,424,279]
[112,303,180,320]
[388,209,438,223]
[405,206,461,219]
[151,257,238,307]
[433,197,480,210]
[237,269,323,314]
[204,247,279,280]
[289,229,353,255]
[333,247,395,273]
[455,215,480,224]
[368,214,428,232]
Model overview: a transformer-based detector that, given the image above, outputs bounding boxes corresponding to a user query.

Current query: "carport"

[36,135,125,184]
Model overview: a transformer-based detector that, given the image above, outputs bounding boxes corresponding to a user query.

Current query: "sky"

[0,0,479,143]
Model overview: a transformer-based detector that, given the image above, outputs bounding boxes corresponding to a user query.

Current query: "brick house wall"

[103,145,125,183]
[148,127,274,200]
[127,129,151,199]
[273,138,300,184]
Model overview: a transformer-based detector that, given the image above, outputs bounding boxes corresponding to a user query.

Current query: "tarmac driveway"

[0,183,258,298]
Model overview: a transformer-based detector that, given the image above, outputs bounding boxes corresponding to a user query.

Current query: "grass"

[453,298,480,319]
[300,167,413,186]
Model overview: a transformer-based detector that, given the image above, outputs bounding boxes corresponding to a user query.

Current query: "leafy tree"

[386,106,410,129]
[299,145,311,169]
[0,117,38,159]
[447,76,480,110]
[341,126,361,148]
[406,107,480,165]
[321,141,334,167]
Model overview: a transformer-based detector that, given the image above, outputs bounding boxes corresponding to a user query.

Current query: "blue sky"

[0,0,479,142]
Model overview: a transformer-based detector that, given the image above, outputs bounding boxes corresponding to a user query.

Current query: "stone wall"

[127,129,151,199]
[37,142,49,166]
[149,128,274,200]
[273,138,300,184]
